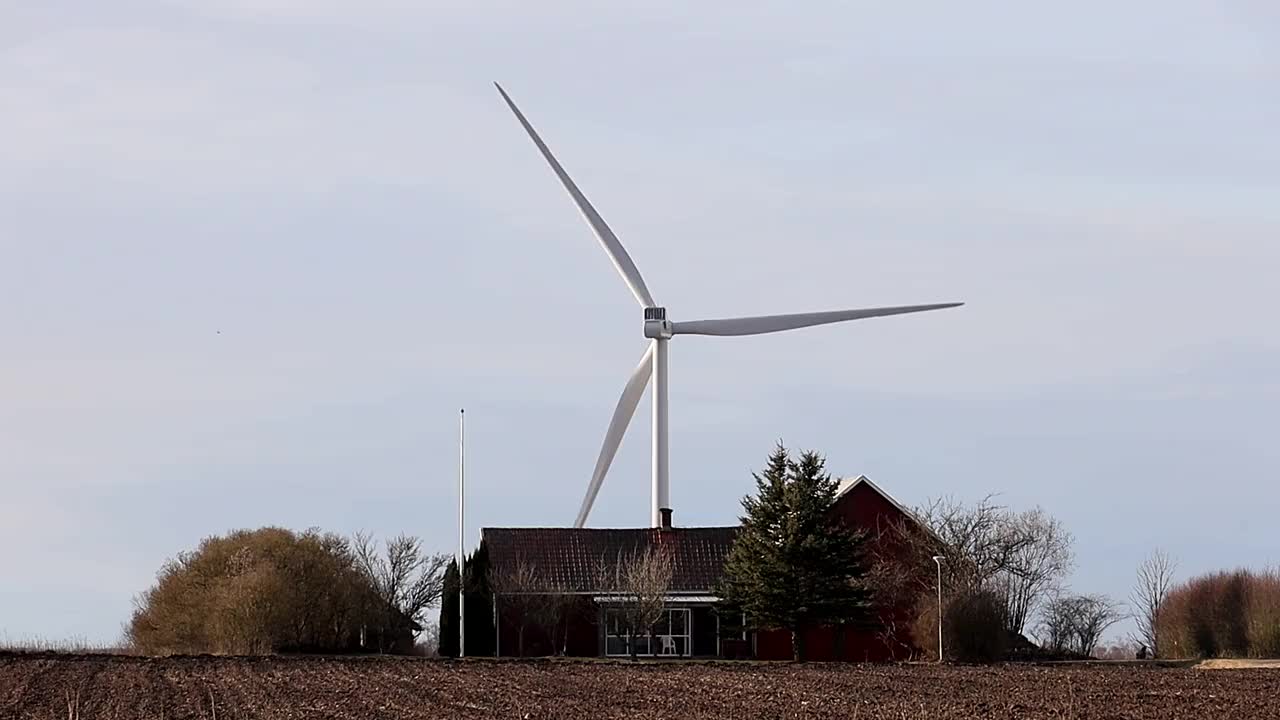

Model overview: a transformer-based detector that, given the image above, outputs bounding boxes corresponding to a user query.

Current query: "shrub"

[912,586,1008,663]
[947,587,1010,662]
[128,527,398,655]
[1156,568,1280,659]
[1248,572,1280,658]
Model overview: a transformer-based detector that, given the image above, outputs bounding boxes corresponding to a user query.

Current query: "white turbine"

[496,83,962,529]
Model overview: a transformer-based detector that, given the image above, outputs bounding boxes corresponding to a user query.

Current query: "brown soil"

[2,652,1276,719]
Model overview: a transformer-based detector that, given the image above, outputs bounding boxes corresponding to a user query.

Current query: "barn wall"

[833,481,910,544]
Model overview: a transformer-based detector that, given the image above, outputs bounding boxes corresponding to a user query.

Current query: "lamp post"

[931,555,945,663]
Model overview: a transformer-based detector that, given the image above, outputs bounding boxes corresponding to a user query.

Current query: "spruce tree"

[439,560,461,657]
[718,444,871,660]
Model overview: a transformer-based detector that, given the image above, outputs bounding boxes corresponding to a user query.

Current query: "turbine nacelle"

[643,307,674,339]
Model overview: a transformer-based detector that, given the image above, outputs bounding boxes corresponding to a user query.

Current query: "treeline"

[128,527,449,655]
[1156,568,1280,659]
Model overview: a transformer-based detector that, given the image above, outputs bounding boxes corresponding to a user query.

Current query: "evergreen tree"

[463,542,495,657]
[717,444,872,660]
[438,560,461,657]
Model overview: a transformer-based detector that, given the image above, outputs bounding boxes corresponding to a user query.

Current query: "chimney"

[659,507,673,529]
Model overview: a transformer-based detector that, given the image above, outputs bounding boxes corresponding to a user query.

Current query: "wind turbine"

[496,84,962,529]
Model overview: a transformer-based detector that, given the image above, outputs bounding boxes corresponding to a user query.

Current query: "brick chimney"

[659,507,673,529]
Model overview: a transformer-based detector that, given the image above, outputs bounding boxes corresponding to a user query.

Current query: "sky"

[2,1,1278,645]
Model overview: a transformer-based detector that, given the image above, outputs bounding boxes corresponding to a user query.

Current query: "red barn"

[481,475,931,660]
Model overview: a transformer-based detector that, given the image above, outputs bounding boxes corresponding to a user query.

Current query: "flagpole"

[459,408,466,658]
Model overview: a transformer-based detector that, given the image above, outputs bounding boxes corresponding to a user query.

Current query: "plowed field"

[1,652,1275,719]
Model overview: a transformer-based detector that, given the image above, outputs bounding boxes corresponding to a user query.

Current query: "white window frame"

[655,607,691,657]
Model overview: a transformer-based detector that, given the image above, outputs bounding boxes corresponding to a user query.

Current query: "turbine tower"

[496,84,962,529]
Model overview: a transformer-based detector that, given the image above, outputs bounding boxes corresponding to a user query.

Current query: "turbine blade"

[671,303,963,337]
[575,343,655,527]
[495,83,656,308]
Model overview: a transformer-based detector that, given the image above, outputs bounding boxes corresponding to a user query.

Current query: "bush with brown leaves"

[1157,568,1280,659]
[127,527,393,655]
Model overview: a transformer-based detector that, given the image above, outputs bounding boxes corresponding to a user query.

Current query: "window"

[605,609,649,656]
[653,608,690,656]
[604,607,692,657]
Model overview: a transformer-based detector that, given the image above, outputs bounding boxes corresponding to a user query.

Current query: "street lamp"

[931,555,946,663]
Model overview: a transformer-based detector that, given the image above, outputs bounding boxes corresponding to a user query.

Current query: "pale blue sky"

[2,1,1277,644]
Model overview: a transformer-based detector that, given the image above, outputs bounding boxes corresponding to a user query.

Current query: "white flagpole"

[459,408,466,658]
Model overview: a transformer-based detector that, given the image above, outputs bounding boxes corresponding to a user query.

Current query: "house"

[483,524,737,657]
[480,474,931,660]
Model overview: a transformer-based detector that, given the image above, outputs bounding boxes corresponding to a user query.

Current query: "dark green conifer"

[718,444,871,660]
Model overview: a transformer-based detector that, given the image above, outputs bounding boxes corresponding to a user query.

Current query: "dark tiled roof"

[481,526,738,594]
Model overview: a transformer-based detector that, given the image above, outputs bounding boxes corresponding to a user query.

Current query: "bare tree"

[1035,594,1076,655]
[352,532,451,652]
[1130,549,1177,657]
[1071,594,1125,657]
[490,555,542,656]
[898,497,1074,635]
[996,508,1075,635]
[531,589,579,656]
[1037,593,1125,657]
[595,546,673,660]
[488,555,580,657]
[917,495,1035,590]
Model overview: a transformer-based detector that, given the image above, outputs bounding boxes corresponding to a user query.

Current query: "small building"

[481,475,929,661]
